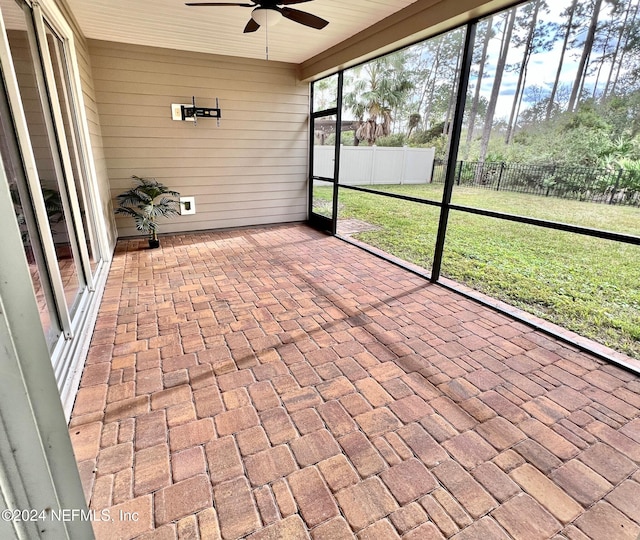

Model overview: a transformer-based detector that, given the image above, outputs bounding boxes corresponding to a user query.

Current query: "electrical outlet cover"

[180,196,196,215]
[171,104,194,121]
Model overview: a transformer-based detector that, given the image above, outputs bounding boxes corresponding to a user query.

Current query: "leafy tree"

[375,133,407,147]
[546,0,579,120]
[401,29,465,136]
[479,9,517,162]
[519,85,553,126]
[312,74,338,111]
[505,0,553,143]
[337,0,640,184]
[612,10,640,95]
[343,52,413,145]
[464,18,494,158]
[602,1,633,95]
[568,0,605,111]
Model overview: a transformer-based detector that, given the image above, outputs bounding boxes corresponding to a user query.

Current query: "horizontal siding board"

[93,92,308,114]
[116,207,306,237]
[182,196,306,211]
[98,126,308,141]
[91,79,308,104]
[90,71,306,97]
[102,138,306,151]
[109,176,305,190]
[96,114,308,128]
[95,114,308,130]
[112,196,307,214]
[184,187,306,200]
[89,57,299,86]
[105,166,306,178]
[103,147,307,159]
[88,40,296,74]
[110,189,306,205]
[93,104,308,123]
[105,156,307,169]
[93,96,307,114]
[92,40,308,236]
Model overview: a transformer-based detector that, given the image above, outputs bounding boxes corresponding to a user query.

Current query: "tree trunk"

[568,0,604,112]
[442,33,465,166]
[412,39,443,131]
[591,22,613,100]
[411,47,433,115]
[444,32,465,136]
[609,1,639,95]
[417,66,437,129]
[506,0,541,144]
[423,42,443,130]
[479,9,516,163]
[603,0,631,98]
[546,0,578,120]
[464,17,493,158]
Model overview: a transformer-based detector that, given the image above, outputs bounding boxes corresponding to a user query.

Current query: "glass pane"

[312,73,338,111]
[6,1,84,312]
[454,0,640,234]
[45,23,98,272]
[0,74,60,348]
[313,114,337,179]
[340,27,466,203]
[337,186,440,273]
[442,212,640,360]
[312,179,333,218]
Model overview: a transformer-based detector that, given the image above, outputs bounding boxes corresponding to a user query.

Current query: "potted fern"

[115,176,181,248]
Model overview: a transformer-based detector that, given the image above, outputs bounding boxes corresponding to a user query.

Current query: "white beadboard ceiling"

[64,0,417,65]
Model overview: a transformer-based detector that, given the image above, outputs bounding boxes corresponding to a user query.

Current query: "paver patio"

[69,223,640,539]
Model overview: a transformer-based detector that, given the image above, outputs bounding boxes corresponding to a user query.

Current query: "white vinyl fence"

[314,145,435,185]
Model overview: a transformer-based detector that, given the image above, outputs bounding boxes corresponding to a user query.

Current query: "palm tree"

[343,52,413,145]
[407,113,422,139]
[115,176,181,247]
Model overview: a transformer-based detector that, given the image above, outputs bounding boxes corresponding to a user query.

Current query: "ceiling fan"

[185,0,329,33]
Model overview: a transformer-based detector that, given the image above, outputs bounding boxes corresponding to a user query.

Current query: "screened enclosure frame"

[308,0,640,373]
[309,71,344,235]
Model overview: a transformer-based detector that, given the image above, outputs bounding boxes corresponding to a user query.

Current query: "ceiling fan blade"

[280,7,329,29]
[185,2,254,6]
[243,18,260,32]
[278,0,314,4]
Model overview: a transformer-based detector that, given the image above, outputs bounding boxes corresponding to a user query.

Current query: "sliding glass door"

[0,75,62,346]
[0,0,105,409]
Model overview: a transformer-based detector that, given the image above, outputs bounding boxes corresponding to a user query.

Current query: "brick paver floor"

[69,223,640,539]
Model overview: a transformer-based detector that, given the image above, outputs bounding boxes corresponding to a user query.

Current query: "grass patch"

[327,184,640,359]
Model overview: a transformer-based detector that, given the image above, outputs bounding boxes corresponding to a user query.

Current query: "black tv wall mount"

[175,96,221,126]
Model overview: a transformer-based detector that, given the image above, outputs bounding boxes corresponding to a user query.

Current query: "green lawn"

[314,184,640,359]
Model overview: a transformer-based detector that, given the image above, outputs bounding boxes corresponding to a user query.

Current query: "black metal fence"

[432,161,640,206]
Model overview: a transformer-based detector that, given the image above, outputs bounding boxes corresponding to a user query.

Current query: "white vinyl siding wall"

[88,40,309,237]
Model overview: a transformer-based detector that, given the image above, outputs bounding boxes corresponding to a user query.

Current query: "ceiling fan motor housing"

[185,0,329,32]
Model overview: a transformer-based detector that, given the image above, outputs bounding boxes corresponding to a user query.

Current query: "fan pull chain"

[265,15,269,61]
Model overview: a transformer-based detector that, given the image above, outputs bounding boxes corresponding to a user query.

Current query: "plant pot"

[148,239,160,249]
